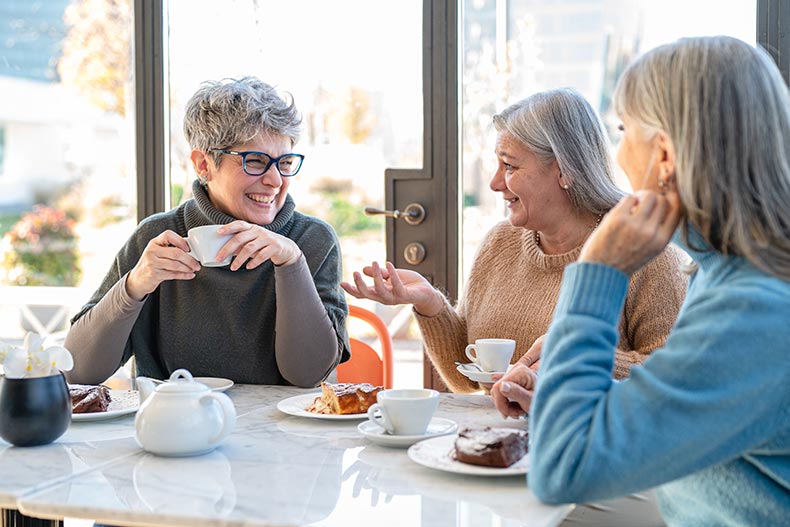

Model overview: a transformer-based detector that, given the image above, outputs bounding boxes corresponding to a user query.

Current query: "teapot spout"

[136,376,156,403]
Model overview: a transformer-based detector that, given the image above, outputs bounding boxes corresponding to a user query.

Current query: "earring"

[198,175,208,186]
[562,184,569,190]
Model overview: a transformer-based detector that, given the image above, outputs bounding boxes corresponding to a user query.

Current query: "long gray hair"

[183,76,302,168]
[492,88,624,216]
[614,36,790,280]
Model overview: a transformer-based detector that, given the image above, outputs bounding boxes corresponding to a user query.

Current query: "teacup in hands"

[465,338,515,373]
[184,225,232,267]
[367,389,439,436]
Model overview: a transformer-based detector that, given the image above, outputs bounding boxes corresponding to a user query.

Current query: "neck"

[534,212,602,255]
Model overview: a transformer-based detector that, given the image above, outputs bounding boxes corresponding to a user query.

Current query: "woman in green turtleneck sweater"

[65,77,349,386]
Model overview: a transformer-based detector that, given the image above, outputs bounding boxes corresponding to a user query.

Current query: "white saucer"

[456,363,513,384]
[357,418,458,448]
[193,377,234,392]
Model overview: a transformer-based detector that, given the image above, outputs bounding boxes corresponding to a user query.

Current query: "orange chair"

[337,305,394,388]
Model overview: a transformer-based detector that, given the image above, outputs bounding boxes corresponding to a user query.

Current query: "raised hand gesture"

[341,261,444,317]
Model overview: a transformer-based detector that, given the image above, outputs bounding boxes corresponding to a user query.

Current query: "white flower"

[0,332,73,379]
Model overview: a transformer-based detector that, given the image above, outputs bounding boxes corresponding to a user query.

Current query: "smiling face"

[489,130,566,231]
[196,133,293,225]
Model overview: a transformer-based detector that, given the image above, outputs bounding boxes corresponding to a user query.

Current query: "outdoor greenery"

[0,206,82,286]
[325,192,382,238]
[0,212,23,239]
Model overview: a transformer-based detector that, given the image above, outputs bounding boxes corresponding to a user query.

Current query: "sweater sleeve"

[612,245,688,378]
[64,274,145,384]
[413,298,480,393]
[528,262,790,504]
[274,253,345,388]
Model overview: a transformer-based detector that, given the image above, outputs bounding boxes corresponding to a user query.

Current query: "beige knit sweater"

[415,221,688,392]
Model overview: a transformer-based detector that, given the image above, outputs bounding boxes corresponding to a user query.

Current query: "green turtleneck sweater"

[65,181,350,386]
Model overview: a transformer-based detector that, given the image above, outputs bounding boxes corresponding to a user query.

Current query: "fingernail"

[501,382,511,394]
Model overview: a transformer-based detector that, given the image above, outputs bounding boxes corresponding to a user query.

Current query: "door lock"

[403,242,427,265]
[364,202,426,225]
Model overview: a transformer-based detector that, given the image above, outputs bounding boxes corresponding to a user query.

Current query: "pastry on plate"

[69,384,112,413]
[453,426,528,468]
[306,382,382,415]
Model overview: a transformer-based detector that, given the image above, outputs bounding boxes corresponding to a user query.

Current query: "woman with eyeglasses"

[65,76,349,386]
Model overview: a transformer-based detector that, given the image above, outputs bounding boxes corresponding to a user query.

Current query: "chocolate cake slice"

[453,427,529,468]
[69,384,112,413]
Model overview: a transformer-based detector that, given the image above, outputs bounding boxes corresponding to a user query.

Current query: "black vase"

[0,373,71,446]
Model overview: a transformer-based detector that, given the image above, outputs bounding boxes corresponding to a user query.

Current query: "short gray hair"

[183,76,302,167]
[493,88,624,216]
[614,36,790,280]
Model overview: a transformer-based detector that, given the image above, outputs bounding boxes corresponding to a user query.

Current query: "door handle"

[364,203,426,225]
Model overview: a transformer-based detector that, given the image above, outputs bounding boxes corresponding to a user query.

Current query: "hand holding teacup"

[183,225,233,267]
[367,389,439,436]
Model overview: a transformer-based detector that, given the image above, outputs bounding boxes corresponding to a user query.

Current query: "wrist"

[125,271,146,302]
[414,290,444,317]
[275,250,302,267]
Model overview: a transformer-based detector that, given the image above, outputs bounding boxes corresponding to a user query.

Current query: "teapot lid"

[156,369,209,393]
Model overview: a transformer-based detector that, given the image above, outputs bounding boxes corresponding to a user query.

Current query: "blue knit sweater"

[530,229,790,526]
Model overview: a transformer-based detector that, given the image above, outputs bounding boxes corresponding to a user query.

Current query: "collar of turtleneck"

[184,179,296,233]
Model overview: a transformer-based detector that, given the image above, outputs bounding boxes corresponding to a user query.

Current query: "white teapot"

[135,369,236,457]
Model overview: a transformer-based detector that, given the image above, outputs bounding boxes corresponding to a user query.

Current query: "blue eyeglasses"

[211,149,305,177]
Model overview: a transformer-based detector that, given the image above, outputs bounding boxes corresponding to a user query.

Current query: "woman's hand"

[216,221,302,270]
[490,364,538,419]
[481,334,546,390]
[340,261,444,316]
[580,190,682,275]
[126,230,201,301]
[518,334,546,372]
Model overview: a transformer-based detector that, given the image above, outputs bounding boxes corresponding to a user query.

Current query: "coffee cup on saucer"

[366,389,439,436]
[464,338,516,373]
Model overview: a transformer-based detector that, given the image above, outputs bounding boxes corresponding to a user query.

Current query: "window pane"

[461,0,757,282]
[0,0,136,343]
[166,0,424,382]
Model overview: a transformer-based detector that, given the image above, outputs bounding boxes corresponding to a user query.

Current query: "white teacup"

[367,389,439,436]
[184,225,233,267]
[464,338,515,373]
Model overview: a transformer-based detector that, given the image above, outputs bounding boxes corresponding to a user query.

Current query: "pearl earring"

[562,184,569,190]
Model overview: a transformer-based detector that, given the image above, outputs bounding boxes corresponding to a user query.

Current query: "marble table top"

[2,385,572,527]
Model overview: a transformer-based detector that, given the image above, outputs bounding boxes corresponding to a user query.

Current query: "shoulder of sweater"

[136,207,182,234]
[473,220,526,257]
[691,260,790,306]
[289,211,340,241]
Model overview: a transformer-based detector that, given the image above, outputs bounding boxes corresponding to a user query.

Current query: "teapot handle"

[202,393,237,445]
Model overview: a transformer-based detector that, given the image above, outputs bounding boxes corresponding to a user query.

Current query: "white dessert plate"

[71,390,140,422]
[456,363,514,384]
[193,377,234,392]
[276,392,369,420]
[357,417,458,448]
[407,434,530,476]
